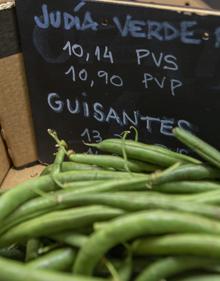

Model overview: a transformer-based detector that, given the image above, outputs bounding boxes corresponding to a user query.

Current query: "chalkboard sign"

[16,0,220,163]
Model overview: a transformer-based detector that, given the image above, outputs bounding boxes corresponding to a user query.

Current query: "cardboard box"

[1,164,44,189]
[0,132,10,185]
[0,0,38,168]
[0,0,40,188]
[0,53,38,167]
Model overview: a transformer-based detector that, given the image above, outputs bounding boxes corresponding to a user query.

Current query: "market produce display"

[1,128,220,281]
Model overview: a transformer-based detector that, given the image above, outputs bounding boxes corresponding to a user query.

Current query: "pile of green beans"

[2,127,220,281]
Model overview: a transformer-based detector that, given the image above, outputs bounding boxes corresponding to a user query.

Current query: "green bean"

[87,138,200,166]
[0,170,142,222]
[54,170,145,184]
[0,205,125,247]
[150,164,220,186]
[73,210,220,275]
[174,127,220,169]
[123,139,200,164]
[5,188,220,237]
[8,191,220,224]
[153,181,220,193]
[176,275,220,281]
[0,256,107,281]
[51,233,88,248]
[68,153,159,173]
[182,189,220,205]
[41,162,104,176]
[135,257,220,281]
[1,179,148,235]
[60,180,106,189]
[132,234,220,258]
[25,238,42,261]
[27,248,75,271]
[0,176,57,223]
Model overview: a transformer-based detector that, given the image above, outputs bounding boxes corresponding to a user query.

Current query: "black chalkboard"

[16,0,220,163]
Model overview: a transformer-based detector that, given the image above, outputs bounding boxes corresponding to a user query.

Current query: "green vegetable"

[68,153,159,172]
[0,206,124,247]
[0,170,142,222]
[87,138,200,166]
[132,234,220,258]
[74,210,220,275]
[0,256,107,281]
[174,127,220,169]
[27,248,75,271]
[153,181,220,193]
[135,257,219,281]
[150,164,220,186]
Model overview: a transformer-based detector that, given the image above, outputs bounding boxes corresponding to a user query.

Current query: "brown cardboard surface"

[1,164,45,189]
[0,53,38,167]
[0,133,10,184]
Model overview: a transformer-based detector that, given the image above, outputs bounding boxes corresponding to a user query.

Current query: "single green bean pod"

[27,248,75,271]
[135,257,220,281]
[0,256,106,281]
[68,152,159,172]
[150,164,220,186]
[87,138,200,167]
[132,233,220,258]
[174,127,220,169]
